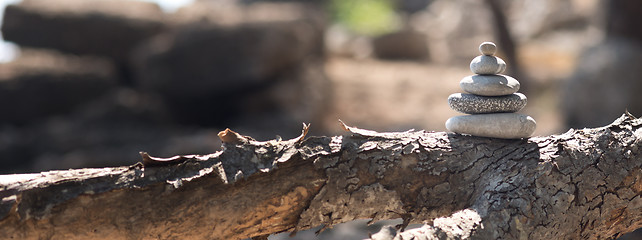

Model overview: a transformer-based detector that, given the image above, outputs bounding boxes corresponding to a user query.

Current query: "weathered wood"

[1,114,641,240]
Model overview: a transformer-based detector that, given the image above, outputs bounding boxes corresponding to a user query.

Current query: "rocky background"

[0,0,329,173]
[1,0,641,239]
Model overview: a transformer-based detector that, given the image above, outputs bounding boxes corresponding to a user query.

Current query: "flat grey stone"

[460,74,520,96]
[445,113,536,139]
[448,93,526,114]
[479,42,497,55]
[470,55,506,75]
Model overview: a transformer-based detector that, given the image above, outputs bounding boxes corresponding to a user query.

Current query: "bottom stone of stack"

[445,113,536,139]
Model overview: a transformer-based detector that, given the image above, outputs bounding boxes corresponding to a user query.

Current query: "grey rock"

[470,55,506,75]
[133,13,323,98]
[445,113,536,139]
[479,41,497,55]
[132,4,329,126]
[448,93,526,114]
[172,2,325,29]
[1,0,166,62]
[460,74,520,96]
[562,38,642,128]
[0,49,117,125]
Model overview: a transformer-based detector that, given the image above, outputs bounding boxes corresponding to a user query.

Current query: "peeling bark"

[1,114,642,240]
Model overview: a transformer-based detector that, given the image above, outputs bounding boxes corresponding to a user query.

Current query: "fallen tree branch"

[1,114,641,239]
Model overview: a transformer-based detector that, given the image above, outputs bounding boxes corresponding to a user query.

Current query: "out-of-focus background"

[0,0,641,239]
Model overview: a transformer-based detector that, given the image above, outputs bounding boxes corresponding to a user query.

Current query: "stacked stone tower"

[446,42,536,139]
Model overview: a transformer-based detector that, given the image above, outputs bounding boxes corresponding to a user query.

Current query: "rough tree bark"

[1,114,641,240]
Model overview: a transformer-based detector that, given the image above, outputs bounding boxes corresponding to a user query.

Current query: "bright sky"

[0,0,194,62]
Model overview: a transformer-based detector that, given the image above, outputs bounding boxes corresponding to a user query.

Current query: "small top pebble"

[479,42,497,56]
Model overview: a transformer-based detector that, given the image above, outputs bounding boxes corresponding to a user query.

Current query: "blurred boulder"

[325,24,373,59]
[227,60,333,140]
[134,22,320,97]
[410,0,494,63]
[133,2,330,127]
[0,49,117,125]
[0,88,220,174]
[372,30,429,60]
[0,0,333,174]
[562,38,642,128]
[507,0,592,41]
[1,0,166,62]
[562,0,642,129]
[605,0,642,43]
[410,0,595,64]
[171,1,324,29]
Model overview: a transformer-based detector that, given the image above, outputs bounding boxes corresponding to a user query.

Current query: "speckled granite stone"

[448,93,526,114]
